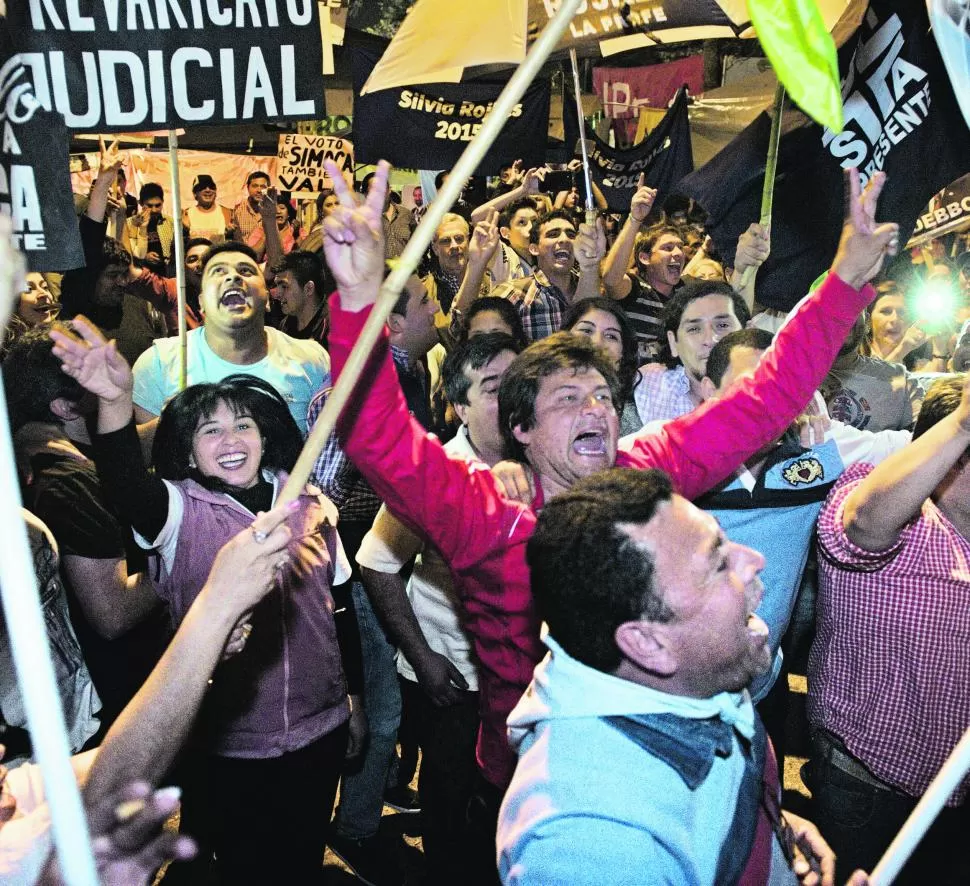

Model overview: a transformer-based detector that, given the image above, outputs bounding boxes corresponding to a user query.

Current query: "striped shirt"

[808,462,970,804]
[623,276,681,363]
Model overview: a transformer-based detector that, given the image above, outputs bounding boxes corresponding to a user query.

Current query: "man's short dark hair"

[200,241,260,275]
[185,237,213,253]
[529,209,578,246]
[528,468,674,671]
[499,196,539,231]
[499,332,620,462]
[271,250,332,299]
[2,326,85,431]
[443,332,522,409]
[705,327,774,388]
[660,280,751,368]
[913,375,967,440]
[246,171,270,187]
[138,182,163,204]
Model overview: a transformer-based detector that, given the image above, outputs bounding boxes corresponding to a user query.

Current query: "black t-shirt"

[28,452,169,732]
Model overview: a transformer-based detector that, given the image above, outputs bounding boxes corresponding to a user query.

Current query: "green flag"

[747,0,844,133]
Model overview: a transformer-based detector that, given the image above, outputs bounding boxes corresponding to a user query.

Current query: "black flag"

[676,0,970,311]
[586,87,694,213]
[1,28,83,271]
[350,37,550,175]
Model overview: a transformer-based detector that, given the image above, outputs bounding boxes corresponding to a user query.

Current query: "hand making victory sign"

[321,159,390,311]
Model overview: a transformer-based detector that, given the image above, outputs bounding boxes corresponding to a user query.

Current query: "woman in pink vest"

[51,317,364,885]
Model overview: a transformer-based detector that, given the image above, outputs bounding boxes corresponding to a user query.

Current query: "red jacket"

[331,273,874,789]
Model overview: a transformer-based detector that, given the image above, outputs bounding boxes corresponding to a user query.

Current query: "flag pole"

[740,82,785,289]
[0,224,100,886]
[568,48,597,226]
[167,129,188,391]
[870,726,970,885]
[278,0,587,505]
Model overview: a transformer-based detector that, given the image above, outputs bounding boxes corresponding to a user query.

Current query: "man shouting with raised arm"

[320,160,899,856]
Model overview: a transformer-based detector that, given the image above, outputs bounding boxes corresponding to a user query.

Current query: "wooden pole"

[568,48,597,225]
[167,129,188,390]
[739,82,785,290]
[0,225,99,885]
[870,726,970,885]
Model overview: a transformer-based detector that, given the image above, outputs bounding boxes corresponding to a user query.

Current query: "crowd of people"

[1,140,969,886]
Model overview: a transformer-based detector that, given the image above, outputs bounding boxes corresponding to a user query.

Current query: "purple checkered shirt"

[633,363,698,424]
[808,462,970,804]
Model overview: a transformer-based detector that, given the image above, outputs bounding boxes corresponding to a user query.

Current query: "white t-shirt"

[355,426,481,690]
[132,326,329,434]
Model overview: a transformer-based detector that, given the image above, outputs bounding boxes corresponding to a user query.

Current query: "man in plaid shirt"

[808,375,970,882]
[491,209,605,342]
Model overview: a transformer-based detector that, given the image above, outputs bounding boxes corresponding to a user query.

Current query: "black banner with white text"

[3,0,329,131]
[1,100,83,271]
[586,87,693,212]
[350,39,550,175]
[676,0,970,311]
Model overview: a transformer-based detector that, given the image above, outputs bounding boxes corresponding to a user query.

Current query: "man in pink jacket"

[319,160,899,865]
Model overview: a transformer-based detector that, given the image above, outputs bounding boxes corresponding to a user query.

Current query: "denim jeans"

[333,582,402,840]
[808,732,970,884]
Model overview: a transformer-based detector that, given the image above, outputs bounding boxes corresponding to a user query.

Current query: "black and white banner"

[350,39,550,174]
[3,0,329,131]
[677,0,970,311]
[585,86,693,212]
[1,26,83,272]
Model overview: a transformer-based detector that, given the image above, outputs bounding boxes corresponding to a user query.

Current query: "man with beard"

[633,281,750,425]
[491,209,605,342]
[131,242,329,434]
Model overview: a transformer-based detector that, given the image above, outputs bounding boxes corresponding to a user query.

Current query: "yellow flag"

[361,0,527,95]
[747,0,844,133]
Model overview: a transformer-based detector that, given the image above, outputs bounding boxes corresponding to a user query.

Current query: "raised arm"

[841,374,970,551]
[601,175,656,300]
[630,169,900,500]
[453,211,500,316]
[726,222,771,313]
[470,164,545,224]
[573,217,606,303]
[50,318,170,541]
[321,161,521,570]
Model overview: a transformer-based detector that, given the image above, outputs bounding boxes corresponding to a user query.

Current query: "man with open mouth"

[323,160,899,882]
[131,241,330,435]
[491,209,605,343]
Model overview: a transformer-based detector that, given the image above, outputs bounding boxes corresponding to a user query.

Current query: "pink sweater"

[331,273,874,789]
